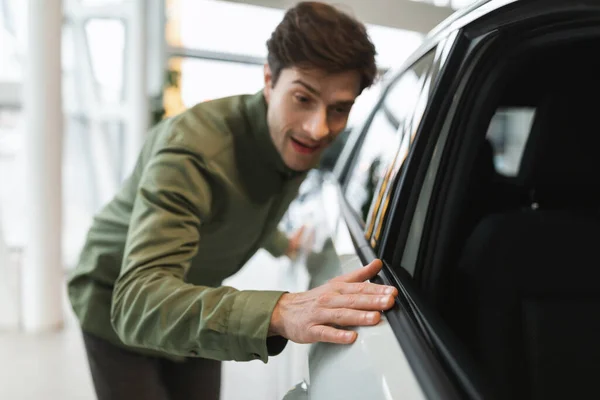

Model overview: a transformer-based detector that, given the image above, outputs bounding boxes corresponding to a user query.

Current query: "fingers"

[307,308,382,344]
[331,259,383,283]
[335,282,398,296]
[293,225,305,241]
[317,308,382,327]
[308,325,358,344]
[317,293,395,310]
[279,259,396,347]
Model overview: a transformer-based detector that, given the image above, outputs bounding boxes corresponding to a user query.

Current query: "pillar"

[22,0,64,332]
[124,0,149,177]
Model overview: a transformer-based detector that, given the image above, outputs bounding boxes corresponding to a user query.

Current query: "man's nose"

[303,109,329,141]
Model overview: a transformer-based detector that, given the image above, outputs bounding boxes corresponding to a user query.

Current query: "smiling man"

[67,2,396,400]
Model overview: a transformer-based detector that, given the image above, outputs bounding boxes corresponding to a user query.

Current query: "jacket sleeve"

[261,228,290,258]
[110,147,288,362]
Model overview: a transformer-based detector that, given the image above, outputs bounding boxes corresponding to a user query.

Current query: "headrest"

[473,138,495,182]
[518,82,600,208]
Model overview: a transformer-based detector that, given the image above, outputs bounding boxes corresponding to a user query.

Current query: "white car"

[279,0,600,399]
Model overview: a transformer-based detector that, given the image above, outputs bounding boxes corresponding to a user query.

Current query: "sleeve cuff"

[227,290,288,363]
[267,335,288,356]
[262,229,290,258]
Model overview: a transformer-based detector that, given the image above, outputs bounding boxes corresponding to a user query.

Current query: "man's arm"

[110,147,399,361]
[110,147,287,362]
[262,228,291,258]
[263,226,306,259]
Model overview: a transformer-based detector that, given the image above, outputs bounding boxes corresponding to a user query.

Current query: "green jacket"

[67,91,307,363]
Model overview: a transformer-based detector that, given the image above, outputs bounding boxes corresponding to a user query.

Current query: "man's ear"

[263,63,272,103]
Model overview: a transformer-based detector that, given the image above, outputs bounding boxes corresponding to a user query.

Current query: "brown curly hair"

[266,1,378,94]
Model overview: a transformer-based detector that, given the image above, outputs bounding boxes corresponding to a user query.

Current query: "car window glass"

[367,64,437,249]
[399,83,536,278]
[362,37,458,259]
[486,107,536,176]
[344,53,435,225]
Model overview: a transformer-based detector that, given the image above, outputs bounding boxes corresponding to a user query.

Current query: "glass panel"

[366,52,436,248]
[409,0,478,10]
[0,105,21,326]
[347,83,384,129]
[0,0,26,81]
[85,18,126,105]
[486,107,536,177]
[0,113,126,268]
[173,0,423,69]
[0,108,25,248]
[80,0,124,4]
[344,52,435,225]
[368,65,435,249]
[345,111,403,223]
[177,58,264,108]
[62,116,127,267]
[179,0,283,58]
[62,23,81,117]
[62,116,95,267]
[367,25,423,70]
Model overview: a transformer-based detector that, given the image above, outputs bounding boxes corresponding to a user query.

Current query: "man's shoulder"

[159,94,252,161]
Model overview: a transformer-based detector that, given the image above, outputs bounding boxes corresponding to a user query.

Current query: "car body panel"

[280,172,426,400]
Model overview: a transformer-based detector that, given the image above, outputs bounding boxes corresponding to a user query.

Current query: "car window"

[344,52,436,225]
[486,107,536,176]
[398,84,537,277]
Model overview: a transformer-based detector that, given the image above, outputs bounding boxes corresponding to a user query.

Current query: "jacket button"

[189,350,199,356]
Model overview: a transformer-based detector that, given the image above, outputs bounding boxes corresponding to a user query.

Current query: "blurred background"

[0,0,475,398]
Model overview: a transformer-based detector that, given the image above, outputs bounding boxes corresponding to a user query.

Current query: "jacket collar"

[243,90,302,180]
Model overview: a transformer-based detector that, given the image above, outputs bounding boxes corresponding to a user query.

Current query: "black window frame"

[335,26,492,400]
[365,28,493,400]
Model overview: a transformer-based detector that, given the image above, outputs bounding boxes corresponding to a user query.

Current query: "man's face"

[263,65,361,172]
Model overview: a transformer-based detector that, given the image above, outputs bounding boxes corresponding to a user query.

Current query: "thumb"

[295,225,306,240]
[331,259,383,283]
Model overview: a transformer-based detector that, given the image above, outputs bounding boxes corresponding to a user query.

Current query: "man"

[67,2,398,399]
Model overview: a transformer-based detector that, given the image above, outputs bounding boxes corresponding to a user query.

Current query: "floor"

[0,251,306,400]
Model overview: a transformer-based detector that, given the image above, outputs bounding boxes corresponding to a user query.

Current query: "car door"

[279,28,475,400]
[392,3,600,400]
[281,2,600,399]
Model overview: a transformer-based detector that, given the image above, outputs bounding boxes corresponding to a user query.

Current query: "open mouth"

[290,137,320,154]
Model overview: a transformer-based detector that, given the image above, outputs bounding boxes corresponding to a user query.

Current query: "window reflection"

[85,18,125,105]
[0,0,26,81]
[344,52,435,227]
[179,0,282,59]
[369,54,436,248]
[486,107,536,176]
[0,108,24,248]
[345,110,402,223]
[177,58,265,107]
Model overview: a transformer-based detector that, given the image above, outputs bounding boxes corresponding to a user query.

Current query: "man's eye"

[334,107,350,114]
[295,95,310,103]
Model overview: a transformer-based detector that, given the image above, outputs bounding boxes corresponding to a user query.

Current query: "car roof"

[425,0,495,41]
[381,0,517,84]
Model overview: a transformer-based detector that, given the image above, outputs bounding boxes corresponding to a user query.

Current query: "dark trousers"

[82,331,221,400]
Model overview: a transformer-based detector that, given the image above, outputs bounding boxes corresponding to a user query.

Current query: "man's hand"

[285,225,306,260]
[268,259,397,344]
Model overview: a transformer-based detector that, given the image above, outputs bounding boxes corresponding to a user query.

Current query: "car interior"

[432,35,600,399]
